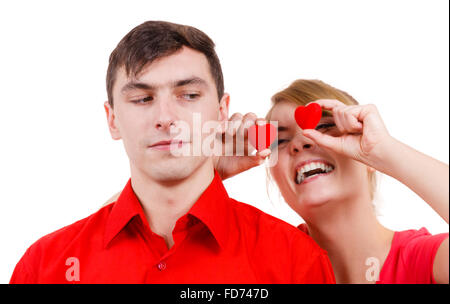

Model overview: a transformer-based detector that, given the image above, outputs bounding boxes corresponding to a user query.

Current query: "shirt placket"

[148,214,196,274]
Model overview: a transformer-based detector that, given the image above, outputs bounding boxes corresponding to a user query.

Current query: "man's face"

[104,46,229,183]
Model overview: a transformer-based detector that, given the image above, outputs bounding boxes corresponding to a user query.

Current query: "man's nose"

[289,132,315,155]
[154,98,177,131]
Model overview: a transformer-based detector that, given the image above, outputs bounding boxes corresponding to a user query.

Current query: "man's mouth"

[295,161,335,185]
[148,140,187,151]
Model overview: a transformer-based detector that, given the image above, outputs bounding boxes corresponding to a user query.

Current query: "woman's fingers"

[226,112,243,137]
[332,106,348,134]
[223,112,268,156]
[256,148,272,159]
[246,148,272,167]
[307,99,346,111]
[309,99,364,134]
[303,101,390,163]
[303,129,343,153]
[238,112,258,139]
[309,99,356,134]
[334,105,363,134]
[344,106,363,131]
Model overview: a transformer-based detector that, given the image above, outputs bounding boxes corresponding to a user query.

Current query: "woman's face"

[269,100,371,216]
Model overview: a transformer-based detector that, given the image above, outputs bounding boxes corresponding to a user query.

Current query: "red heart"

[248,123,277,151]
[294,103,322,129]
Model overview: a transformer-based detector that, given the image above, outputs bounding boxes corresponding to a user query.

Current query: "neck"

[304,194,394,284]
[130,160,215,249]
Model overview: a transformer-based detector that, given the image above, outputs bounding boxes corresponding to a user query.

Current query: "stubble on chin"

[145,155,208,183]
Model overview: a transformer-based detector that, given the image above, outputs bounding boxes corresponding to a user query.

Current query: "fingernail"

[259,149,271,157]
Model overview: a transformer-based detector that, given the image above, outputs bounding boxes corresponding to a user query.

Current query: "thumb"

[245,148,271,167]
[221,149,271,180]
[239,148,271,171]
[255,148,272,164]
[302,129,341,153]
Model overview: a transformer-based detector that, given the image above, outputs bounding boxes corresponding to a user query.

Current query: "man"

[10,21,335,283]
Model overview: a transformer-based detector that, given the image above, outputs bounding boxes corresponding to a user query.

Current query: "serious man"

[10,21,335,283]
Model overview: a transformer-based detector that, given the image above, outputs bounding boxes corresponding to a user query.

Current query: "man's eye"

[315,123,336,131]
[181,93,200,101]
[131,96,153,104]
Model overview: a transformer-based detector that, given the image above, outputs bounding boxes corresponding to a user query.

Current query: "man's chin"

[145,157,209,183]
[152,170,191,183]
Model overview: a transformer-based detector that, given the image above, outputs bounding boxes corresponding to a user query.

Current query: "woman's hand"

[213,112,271,180]
[304,99,449,226]
[302,99,395,171]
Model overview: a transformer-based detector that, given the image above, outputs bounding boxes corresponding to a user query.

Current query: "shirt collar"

[104,170,230,249]
[187,169,230,249]
[103,178,146,249]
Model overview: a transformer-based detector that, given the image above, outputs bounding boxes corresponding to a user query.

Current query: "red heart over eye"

[248,123,277,151]
[294,103,322,130]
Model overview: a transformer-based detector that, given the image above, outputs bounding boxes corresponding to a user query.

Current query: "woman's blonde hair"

[266,79,377,200]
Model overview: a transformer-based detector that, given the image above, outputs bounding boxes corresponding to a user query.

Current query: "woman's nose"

[289,133,315,154]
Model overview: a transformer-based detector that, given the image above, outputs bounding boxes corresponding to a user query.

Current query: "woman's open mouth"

[295,161,335,185]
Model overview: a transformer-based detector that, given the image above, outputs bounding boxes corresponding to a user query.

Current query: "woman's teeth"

[296,162,334,185]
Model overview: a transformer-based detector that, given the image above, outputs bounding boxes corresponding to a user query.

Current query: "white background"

[0,0,448,283]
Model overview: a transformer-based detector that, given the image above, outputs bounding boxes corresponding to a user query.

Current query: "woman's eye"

[270,139,289,150]
[315,123,336,132]
[131,96,153,104]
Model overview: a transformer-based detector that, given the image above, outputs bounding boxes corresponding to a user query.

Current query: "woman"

[264,79,448,283]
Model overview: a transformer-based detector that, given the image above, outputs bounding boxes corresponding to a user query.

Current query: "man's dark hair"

[106,20,224,108]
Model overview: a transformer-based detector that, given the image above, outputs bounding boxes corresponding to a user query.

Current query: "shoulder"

[31,204,113,250]
[227,198,326,255]
[394,228,449,254]
[226,198,335,283]
[380,227,449,284]
[14,204,114,272]
[11,204,114,283]
[228,198,302,235]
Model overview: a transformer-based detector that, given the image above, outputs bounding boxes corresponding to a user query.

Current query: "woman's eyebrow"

[278,126,289,132]
[322,110,333,117]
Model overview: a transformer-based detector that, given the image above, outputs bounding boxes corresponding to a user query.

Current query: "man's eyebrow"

[120,77,208,94]
[121,82,154,93]
[174,77,208,88]
[278,126,289,132]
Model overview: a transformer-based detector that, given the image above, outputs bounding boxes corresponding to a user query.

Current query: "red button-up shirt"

[10,170,335,283]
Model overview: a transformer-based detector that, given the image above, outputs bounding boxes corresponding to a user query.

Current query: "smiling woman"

[267,80,377,200]
[264,79,449,284]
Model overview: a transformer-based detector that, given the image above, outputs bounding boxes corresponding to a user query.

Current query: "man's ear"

[218,93,230,133]
[104,101,121,140]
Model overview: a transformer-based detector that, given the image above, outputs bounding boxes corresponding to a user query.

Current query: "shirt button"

[157,261,166,271]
